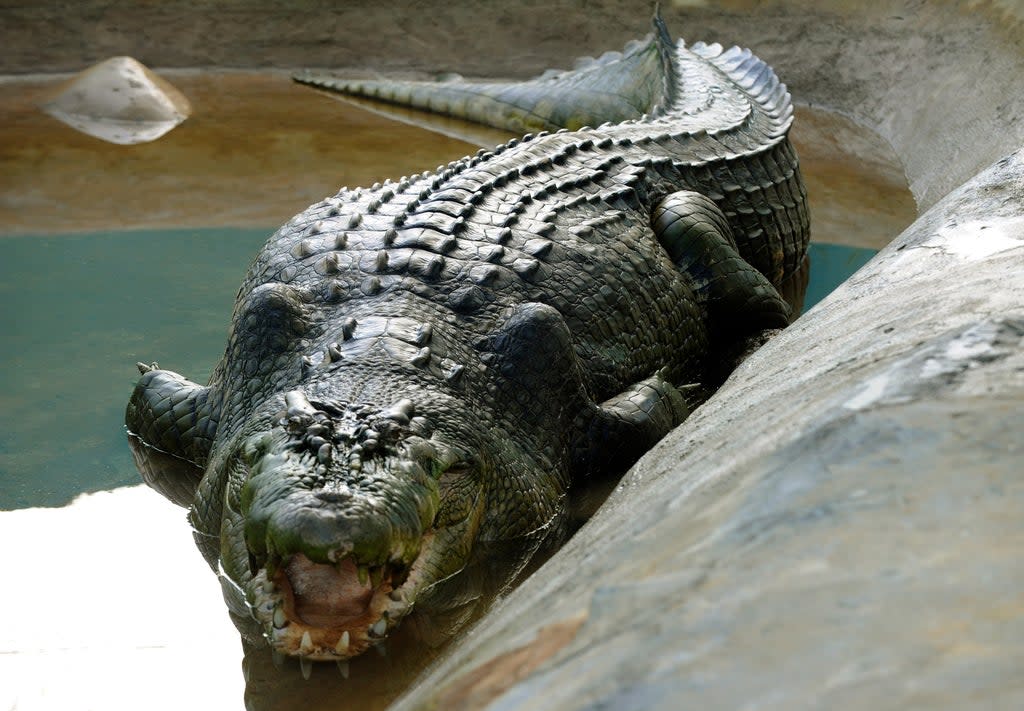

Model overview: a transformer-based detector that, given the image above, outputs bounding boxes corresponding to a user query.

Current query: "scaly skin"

[126,14,809,666]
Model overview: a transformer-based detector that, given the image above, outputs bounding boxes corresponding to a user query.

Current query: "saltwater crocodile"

[125,13,809,672]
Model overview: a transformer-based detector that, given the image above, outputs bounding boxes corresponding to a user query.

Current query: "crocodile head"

[219,389,485,661]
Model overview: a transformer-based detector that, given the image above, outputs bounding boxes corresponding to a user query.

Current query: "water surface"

[0,231,873,510]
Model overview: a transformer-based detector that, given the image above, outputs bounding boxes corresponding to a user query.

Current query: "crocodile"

[125,13,809,671]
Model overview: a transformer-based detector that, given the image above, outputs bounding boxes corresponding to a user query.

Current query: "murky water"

[1,72,915,711]
[0,231,873,511]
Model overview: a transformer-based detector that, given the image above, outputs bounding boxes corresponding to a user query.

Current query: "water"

[0,231,873,511]
[0,228,268,508]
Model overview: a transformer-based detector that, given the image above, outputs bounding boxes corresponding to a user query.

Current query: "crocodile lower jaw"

[247,531,445,661]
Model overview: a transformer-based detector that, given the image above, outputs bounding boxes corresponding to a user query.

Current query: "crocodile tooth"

[273,605,288,629]
[357,566,369,586]
[300,656,313,680]
[371,619,388,636]
[300,631,314,655]
[336,630,350,655]
[337,660,350,679]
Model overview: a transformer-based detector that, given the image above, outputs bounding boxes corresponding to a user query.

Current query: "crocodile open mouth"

[250,552,411,662]
[244,526,455,666]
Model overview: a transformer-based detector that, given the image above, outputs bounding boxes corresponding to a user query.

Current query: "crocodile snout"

[233,396,447,659]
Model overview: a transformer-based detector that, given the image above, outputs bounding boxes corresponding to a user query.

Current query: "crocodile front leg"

[125,363,218,507]
[652,190,792,380]
[576,371,696,476]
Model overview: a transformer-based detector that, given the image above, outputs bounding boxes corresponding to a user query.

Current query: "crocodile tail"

[294,22,675,135]
[650,4,682,117]
[688,40,794,135]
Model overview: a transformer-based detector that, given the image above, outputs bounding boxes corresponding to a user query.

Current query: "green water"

[0,228,269,509]
[0,232,875,509]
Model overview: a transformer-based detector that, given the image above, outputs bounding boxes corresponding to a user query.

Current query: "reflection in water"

[40,57,192,145]
[0,486,242,710]
[1,486,533,711]
[242,634,440,711]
